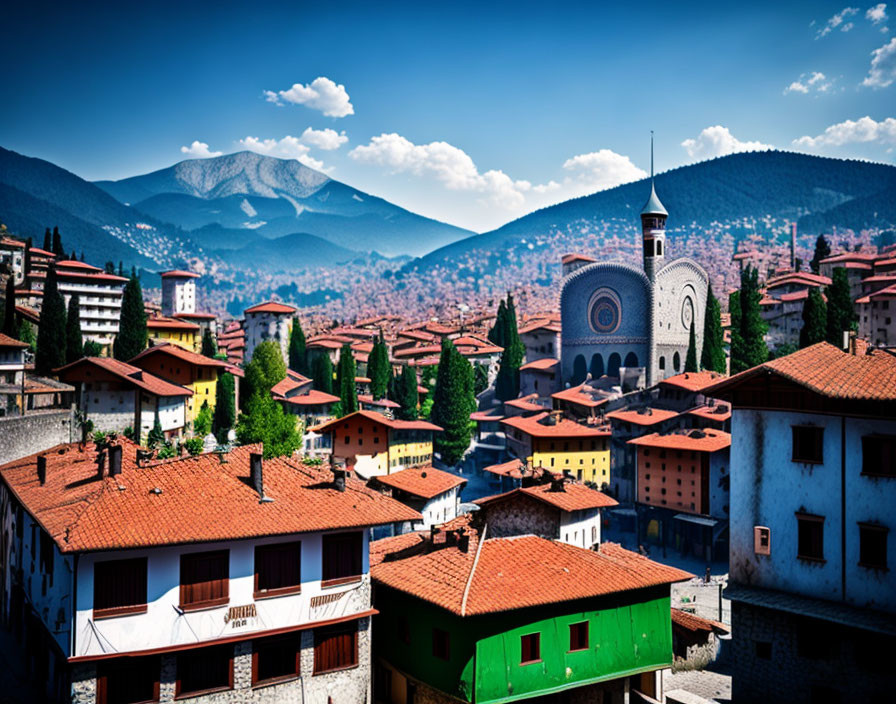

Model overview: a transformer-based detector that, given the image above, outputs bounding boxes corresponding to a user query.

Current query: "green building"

[371,524,691,704]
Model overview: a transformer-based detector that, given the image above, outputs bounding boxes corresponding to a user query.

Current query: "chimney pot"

[96,451,106,478]
[37,455,47,485]
[250,452,264,500]
[333,468,347,492]
[109,445,122,476]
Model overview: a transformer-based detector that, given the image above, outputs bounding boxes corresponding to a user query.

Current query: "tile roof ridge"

[460,522,487,617]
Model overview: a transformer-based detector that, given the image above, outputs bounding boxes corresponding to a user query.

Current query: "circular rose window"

[588,289,622,334]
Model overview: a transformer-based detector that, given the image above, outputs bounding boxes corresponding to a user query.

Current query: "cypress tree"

[51,227,65,258]
[288,318,308,375]
[201,329,216,357]
[118,261,124,277]
[213,371,236,439]
[42,228,51,252]
[114,271,147,361]
[368,333,391,400]
[65,294,83,363]
[105,261,115,275]
[35,266,66,374]
[336,343,358,415]
[395,364,418,420]
[3,276,15,336]
[312,353,334,394]
[825,268,855,349]
[431,339,475,466]
[730,267,768,373]
[700,284,726,373]
[494,294,525,401]
[488,299,507,347]
[685,320,699,372]
[799,287,827,348]
[810,235,831,275]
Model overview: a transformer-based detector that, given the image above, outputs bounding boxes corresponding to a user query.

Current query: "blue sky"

[2,0,895,231]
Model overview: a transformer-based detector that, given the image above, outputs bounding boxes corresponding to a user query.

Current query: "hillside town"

[0,167,892,704]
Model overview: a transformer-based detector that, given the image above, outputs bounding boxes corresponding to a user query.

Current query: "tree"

[368,333,391,400]
[685,320,699,372]
[42,228,51,252]
[193,400,213,437]
[335,343,358,415]
[287,318,308,375]
[473,364,489,396]
[430,339,476,465]
[147,417,165,449]
[83,340,102,356]
[395,364,419,420]
[113,271,147,361]
[243,340,287,405]
[825,268,855,349]
[799,287,827,348]
[494,294,525,401]
[51,227,65,258]
[35,266,67,375]
[201,329,216,357]
[213,372,236,439]
[104,261,115,275]
[312,353,334,394]
[810,235,831,275]
[236,393,301,459]
[3,275,15,336]
[65,294,83,364]
[730,266,767,373]
[488,299,507,347]
[700,284,726,373]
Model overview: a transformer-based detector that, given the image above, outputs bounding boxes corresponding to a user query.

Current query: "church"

[560,159,708,389]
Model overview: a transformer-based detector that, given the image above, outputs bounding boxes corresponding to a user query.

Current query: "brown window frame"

[858,523,889,570]
[568,621,589,652]
[251,633,301,687]
[796,513,825,563]
[321,531,363,587]
[861,435,896,477]
[792,426,824,464]
[313,622,359,675]
[179,550,229,611]
[520,632,541,664]
[175,644,233,698]
[254,541,302,599]
[93,557,148,620]
[96,656,160,704]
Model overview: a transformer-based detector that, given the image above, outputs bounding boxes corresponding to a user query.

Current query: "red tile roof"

[606,407,679,426]
[628,429,731,453]
[279,389,340,406]
[270,370,312,397]
[374,465,466,499]
[504,394,547,412]
[146,317,200,332]
[244,301,297,314]
[482,459,526,478]
[0,333,29,349]
[561,253,596,265]
[551,383,608,408]
[358,395,400,409]
[686,404,731,422]
[659,371,726,393]
[502,412,610,437]
[765,272,831,290]
[369,532,427,567]
[671,608,729,634]
[311,409,442,433]
[130,343,227,368]
[520,357,559,371]
[372,535,691,616]
[0,236,25,248]
[706,342,896,402]
[518,319,561,334]
[470,410,504,422]
[160,270,200,278]
[56,357,192,397]
[56,260,101,271]
[475,481,618,513]
[0,443,420,553]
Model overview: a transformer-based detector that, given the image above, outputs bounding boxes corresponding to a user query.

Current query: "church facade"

[560,176,708,389]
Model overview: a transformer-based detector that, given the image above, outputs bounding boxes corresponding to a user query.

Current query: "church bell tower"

[641,132,667,282]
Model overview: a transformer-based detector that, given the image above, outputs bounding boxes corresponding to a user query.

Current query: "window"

[862,436,896,477]
[520,633,541,664]
[314,622,359,674]
[569,621,589,651]
[754,526,771,556]
[94,557,147,619]
[432,628,450,661]
[255,541,301,598]
[180,550,229,610]
[322,532,362,586]
[252,634,300,685]
[792,426,823,464]
[858,523,888,570]
[97,656,160,704]
[796,513,824,562]
[176,645,233,697]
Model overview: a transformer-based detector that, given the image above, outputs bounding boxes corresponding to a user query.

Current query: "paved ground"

[664,666,732,703]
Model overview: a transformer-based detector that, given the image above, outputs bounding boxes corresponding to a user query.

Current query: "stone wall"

[481,494,559,539]
[730,600,892,703]
[0,407,74,466]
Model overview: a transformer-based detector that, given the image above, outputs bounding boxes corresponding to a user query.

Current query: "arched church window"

[572,355,587,384]
[607,353,622,378]
[673,352,681,372]
[659,356,666,370]
[624,352,638,368]
[590,354,604,379]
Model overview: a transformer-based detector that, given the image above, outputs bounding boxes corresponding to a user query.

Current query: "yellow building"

[311,410,442,478]
[129,343,228,423]
[501,411,611,486]
[146,316,200,352]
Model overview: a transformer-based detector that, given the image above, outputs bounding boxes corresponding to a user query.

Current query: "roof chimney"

[333,468,347,492]
[250,452,271,502]
[96,450,106,478]
[136,448,154,467]
[457,529,470,553]
[37,455,47,486]
[550,474,566,492]
[109,445,122,476]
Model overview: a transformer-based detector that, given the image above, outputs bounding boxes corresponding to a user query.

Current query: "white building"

[856,282,896,348]
[372,465,467,531]
[758,271,831,352]
[0,332,28,416]
[244,300,297,365]
[0,442,419,704]
[55,260,127,352]
[160,269,199,316]
[0,235,26,285]
[706,342,896,703]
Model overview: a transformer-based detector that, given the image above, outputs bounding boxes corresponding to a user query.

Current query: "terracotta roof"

[358,395,400,409]
[482,459,526,478]
[244,300,297,314]
[765,272,831,289]
[561,253,597,265]
[28,247,55,257]
[56,260,101,271]
[173,312,217,321]
[311,410,442,433]
[686,404,731,422]
[475,482,618,513]
[372,535,691,616]
[504,394,547,412]
[671,608,729,634]
[628,429,731,453]
[369,532,427,567]
[278,389,340,406]
[819,252,876,265]
[130,343,227,368]
[520,357,559,371]
[0,443,420,553]
[307,339,344,350]
[146,317,200,332]
[705,342,896,403]
[501,412,610,437]
[160,270,200,278]
[518,320,561,334]
[0,236,25,248]
[55,357,192,397]
[659,371,725,393]
[470,410,504,422]
[0,333,29,349]
[270,370,312,397]
[606,407,679,426]
[374,465,466,499]
[551,383,608,408]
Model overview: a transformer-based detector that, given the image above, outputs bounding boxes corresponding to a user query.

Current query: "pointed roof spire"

[641,131,668,217]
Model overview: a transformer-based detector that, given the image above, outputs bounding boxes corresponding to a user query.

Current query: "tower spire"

[650,130,654,183]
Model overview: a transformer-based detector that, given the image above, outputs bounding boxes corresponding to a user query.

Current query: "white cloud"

[862,37,896,87]
[299,127,348,151]
[238,136,327,171]
[793,115,896,148]
[784,71,834,94]
[561,150,648,191]
[681,126,773,160]
[263,77,354,118]
[180,140,223,158]
[867,3,888,24]
[816,7,859,38]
